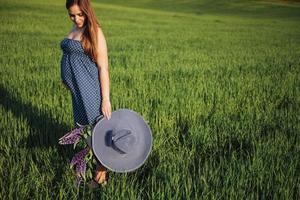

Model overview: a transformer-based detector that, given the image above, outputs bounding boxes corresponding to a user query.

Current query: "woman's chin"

[76,24,83,28]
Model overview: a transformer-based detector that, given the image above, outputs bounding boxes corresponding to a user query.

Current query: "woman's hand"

[101,99,111,120]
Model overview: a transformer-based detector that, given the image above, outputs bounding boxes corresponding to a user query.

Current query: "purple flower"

[59,127,84,145]
[70,147,90,166]
[71,148,90,187]
[76,160,87,176]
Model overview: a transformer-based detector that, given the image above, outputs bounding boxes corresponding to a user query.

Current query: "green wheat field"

[0,0,299,199]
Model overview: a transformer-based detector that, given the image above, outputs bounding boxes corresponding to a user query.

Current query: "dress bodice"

[60,38,85,55]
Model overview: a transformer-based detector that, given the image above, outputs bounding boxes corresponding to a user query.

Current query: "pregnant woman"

[60,0,111,186]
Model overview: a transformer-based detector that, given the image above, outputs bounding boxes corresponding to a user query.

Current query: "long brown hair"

[66,0,100,61]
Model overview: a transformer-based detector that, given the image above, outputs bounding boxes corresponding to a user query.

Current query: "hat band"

[112,129,136,154]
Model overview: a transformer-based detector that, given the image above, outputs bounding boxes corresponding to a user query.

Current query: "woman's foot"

[95,164,108,185]
[88,164,108,188]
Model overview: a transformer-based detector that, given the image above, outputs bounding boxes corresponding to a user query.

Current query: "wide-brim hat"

[89,109,152,173]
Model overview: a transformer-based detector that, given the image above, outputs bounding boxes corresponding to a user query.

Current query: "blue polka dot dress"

[60,38,102,126]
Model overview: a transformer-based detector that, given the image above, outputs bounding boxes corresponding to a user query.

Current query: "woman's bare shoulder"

[66,25,77,38]
[97,26,106,38]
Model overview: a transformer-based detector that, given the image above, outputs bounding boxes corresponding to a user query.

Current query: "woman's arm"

[96,27,111,120]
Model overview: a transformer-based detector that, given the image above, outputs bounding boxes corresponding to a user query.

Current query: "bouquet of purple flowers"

[59,125,97,187]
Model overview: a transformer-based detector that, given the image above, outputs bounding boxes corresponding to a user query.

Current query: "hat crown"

[112,129,136,154]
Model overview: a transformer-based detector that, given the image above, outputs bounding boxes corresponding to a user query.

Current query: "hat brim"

[92,109,152,172]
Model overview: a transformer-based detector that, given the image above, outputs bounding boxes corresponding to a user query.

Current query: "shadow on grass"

[0,85,70,149]
[0,84,74,185]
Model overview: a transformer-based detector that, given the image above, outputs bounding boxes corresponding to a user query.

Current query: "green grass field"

[0,0,299,199]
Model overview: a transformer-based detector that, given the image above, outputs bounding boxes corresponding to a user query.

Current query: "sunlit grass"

[0,0,299,199]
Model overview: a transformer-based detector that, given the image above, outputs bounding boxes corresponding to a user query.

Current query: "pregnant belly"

[61,56,73,86]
